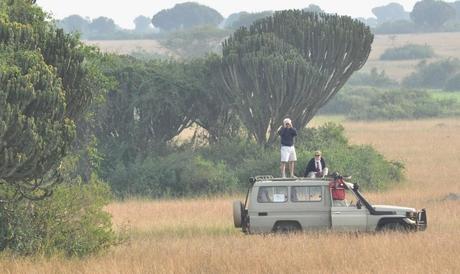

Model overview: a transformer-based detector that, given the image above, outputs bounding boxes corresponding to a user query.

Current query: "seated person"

[257,188,271,203]
[304,150,328,178]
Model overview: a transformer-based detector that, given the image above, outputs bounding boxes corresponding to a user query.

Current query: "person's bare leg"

[280,162,286,178]
[289,161,295,177]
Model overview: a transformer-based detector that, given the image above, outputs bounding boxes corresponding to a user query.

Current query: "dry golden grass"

[1,118,460,273]
[364,32,460,81]
[88,32,460,83]
[84,40,177,57]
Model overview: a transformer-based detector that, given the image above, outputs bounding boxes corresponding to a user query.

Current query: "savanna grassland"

[1,118,459,274]
[363,32,460,82]
[89,32,460,83]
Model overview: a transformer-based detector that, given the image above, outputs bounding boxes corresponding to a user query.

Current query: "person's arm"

[290,127,297,136]
[304,159,313,176]
[278,126,284,136]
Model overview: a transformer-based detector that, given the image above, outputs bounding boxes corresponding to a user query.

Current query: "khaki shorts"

[280,146,297,162]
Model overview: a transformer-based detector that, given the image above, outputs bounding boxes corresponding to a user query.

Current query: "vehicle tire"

[273,222,301,234]
[233,201,244,228]
[380,222,408,232]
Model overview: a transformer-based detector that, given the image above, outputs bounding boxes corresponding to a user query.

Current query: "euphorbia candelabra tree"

[216,10,373,145]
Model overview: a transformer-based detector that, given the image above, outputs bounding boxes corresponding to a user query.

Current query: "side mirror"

[353,183,360,191]
[357,200,362,209]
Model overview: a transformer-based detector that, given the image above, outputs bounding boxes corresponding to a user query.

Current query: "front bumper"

[416,208,427,231]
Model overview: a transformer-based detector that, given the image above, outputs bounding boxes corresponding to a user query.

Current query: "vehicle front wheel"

[380,222,409,232]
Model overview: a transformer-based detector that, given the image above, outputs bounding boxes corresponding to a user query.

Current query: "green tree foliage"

[88,16,117,34]
[182,56,241,143]
[152,2,223,31]
[402,58,460,89]
[94,55,199,177]
[0,178,116,256]
[224,11,273,30]
[445,72,460,91]
[450,1,460,19]
[380,44,435,60]
[133,15,153,33]
[0,0,95,200]
[410,0,456,31]
[372,2,409,23]
[347,68,398,87]
[303,4,324,13]
[347,89,460,120]
[56,14,90,35]
[214,10,373,145]
[320,87,460,119]
[159,25,231,58]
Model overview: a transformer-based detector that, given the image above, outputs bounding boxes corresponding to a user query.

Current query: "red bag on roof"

[329,179,346,200]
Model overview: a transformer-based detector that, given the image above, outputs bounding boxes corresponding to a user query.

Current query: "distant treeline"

[56,0,460,40]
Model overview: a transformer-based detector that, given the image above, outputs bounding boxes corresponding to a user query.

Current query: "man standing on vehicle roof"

[278,118,297,178]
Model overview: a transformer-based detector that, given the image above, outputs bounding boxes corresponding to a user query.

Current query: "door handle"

[332,212,341,214]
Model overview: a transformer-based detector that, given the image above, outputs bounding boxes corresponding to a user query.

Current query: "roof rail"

[254,175,274,181]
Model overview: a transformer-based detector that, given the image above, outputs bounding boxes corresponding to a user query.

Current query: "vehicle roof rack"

[249,173,352,183]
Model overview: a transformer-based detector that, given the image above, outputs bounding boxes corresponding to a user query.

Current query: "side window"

[291,186,322,202]
[332,188,359,207]
[257,186,288,203]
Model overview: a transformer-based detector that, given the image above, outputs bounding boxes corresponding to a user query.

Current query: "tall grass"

[1,118,459,273]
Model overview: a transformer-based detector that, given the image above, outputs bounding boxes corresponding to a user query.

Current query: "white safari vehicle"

[233,175,427,233]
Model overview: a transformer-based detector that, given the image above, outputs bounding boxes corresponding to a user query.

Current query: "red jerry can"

[329,179,346,200]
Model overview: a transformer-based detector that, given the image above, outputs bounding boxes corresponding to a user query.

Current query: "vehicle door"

[331,186,368,231]
[290,185,330,230]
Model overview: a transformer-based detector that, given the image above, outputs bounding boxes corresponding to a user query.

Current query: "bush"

[402,58,460,89]
[295,124,404,190]
[380,44,435,60]
[347,89,460,120]
[320,87,460,119]
[104,123,405,195]
[0,177,116,257]
[158,26,231,58]
[444,72,460,91]
[108,152,239,197]
[347,68,398,87]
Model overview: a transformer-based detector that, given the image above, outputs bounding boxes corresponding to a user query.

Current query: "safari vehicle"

[233,175,427,233]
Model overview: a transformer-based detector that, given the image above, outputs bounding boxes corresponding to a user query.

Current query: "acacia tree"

[152,2,223,31]
[410,0,456,30]
[0,0,94,200]
[214,10,373,145]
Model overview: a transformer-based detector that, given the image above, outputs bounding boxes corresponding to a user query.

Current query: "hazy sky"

[36,0,422,29]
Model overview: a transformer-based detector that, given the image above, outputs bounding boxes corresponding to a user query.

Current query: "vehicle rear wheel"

[233,201,244,228]
[273,222,301,234]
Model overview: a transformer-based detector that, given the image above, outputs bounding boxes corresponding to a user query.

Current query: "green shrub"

[321,87,460,119]
[347,68,398,87]
[402,58,460,89]
[380,44,435,60]
[295,123,404,190]
[347,89,460,120]
[104,123,405,195]
[444,72,460,91]
[109,152,239,197]
[159,26,231,58]
[0,177,116,257]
